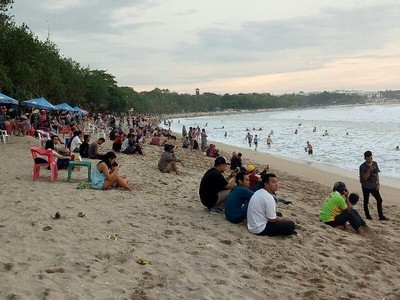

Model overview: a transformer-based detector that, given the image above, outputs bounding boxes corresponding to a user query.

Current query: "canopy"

[73,106,88,115]
[22,97,55,110]
[0,92,18,105]
[54,103,74,111]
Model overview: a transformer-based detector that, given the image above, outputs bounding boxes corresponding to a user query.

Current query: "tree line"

[1,1,367,114]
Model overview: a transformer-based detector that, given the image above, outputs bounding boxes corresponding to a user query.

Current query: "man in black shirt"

[199,157,236,214]
[359,150,388,221]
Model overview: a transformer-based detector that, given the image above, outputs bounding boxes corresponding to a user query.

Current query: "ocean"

[165,103,400,181]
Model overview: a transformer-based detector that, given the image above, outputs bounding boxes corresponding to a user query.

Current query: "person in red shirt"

[247,164,269,191]
[112,133,126,152]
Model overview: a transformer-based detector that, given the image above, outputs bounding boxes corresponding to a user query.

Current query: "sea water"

[165,104,400,180]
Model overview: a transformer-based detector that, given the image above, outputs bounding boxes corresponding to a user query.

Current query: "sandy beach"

[1,136,400,300]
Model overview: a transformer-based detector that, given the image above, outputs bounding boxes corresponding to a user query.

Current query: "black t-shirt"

[199,168,228,209]
[80,141,90,158]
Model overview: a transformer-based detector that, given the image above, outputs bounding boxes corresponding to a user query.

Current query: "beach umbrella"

[22,97,55,110]
[0,92,18,105]
[54,103,75,111]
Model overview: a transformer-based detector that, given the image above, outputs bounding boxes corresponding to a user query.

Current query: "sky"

[10,0,400,95]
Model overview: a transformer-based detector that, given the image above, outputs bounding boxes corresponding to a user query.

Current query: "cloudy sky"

[10,0,400,94]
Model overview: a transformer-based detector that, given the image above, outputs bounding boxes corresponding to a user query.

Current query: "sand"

[0,136,400,300]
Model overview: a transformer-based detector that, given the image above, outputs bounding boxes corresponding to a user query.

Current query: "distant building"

[196,88,200,96]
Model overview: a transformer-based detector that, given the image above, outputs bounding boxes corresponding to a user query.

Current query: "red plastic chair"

[30,146,58,182]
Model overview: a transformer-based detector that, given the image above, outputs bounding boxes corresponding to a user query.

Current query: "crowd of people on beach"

[197,130,389,237]
[0,106,390,238]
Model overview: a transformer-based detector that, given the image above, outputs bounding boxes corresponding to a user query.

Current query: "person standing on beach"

[245,132,253,147]
[247,174,296,236]
[199,157,237,214]
[201,128,208,152]
[359,151,388,220]
[188,127,194,151]
[254,134,259,151]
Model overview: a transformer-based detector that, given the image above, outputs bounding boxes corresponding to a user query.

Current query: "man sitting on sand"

[320,181,367,235]
[89,137,105,159]
[158,144,181,175]
[247,174,296,236]
[199,157,237,214]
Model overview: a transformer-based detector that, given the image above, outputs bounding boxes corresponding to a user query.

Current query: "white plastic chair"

[0,130,10,143]
[97,129,106,140]
[36,130,50,148]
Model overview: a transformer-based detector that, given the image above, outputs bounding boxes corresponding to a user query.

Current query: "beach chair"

[5,124,13,135]
[0,130,10,143]
[97,128,106,140]
[36,130,50,148]
[30,146,58,182]
[84,123,95,134]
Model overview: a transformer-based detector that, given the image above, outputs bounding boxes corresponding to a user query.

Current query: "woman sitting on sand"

[224,171,254,224]
[91,152,131,190]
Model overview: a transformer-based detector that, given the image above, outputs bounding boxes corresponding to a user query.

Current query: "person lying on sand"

[320,182,367,235]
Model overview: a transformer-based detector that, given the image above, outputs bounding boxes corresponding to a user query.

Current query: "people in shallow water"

[395,146,399,151]
[323,130,329,136]
[294,129,298,134]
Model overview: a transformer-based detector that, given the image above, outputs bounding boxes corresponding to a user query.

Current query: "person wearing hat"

[247,164,268,191]
[247,173,296,236]
[320,181,367,234]
[199,156,237,214]
[17,115,32,136]
[158,144,181,175]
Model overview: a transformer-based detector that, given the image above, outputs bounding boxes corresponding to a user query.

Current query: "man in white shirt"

[70,130,83,152]
[247,173,296,236]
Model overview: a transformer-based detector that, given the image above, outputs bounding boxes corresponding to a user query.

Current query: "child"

[349,193,359,207]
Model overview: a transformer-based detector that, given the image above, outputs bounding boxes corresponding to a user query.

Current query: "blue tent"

[73,106,87,115]
[0,92,18,105]
[22,97,55,110]
[54,103,74,111]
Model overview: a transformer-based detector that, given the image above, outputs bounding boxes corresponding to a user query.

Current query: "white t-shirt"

[70,136,82,151]
[247,188,277,234]
[121,138,130,152]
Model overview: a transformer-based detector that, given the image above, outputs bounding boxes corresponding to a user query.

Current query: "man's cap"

[214,156,227,166]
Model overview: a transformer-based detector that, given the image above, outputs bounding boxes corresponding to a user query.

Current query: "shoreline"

[163,101,399,119]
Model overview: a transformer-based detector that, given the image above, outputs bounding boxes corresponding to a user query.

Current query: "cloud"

[9,0,400,93]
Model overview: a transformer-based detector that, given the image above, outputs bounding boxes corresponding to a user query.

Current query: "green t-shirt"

[320,191,348,223]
